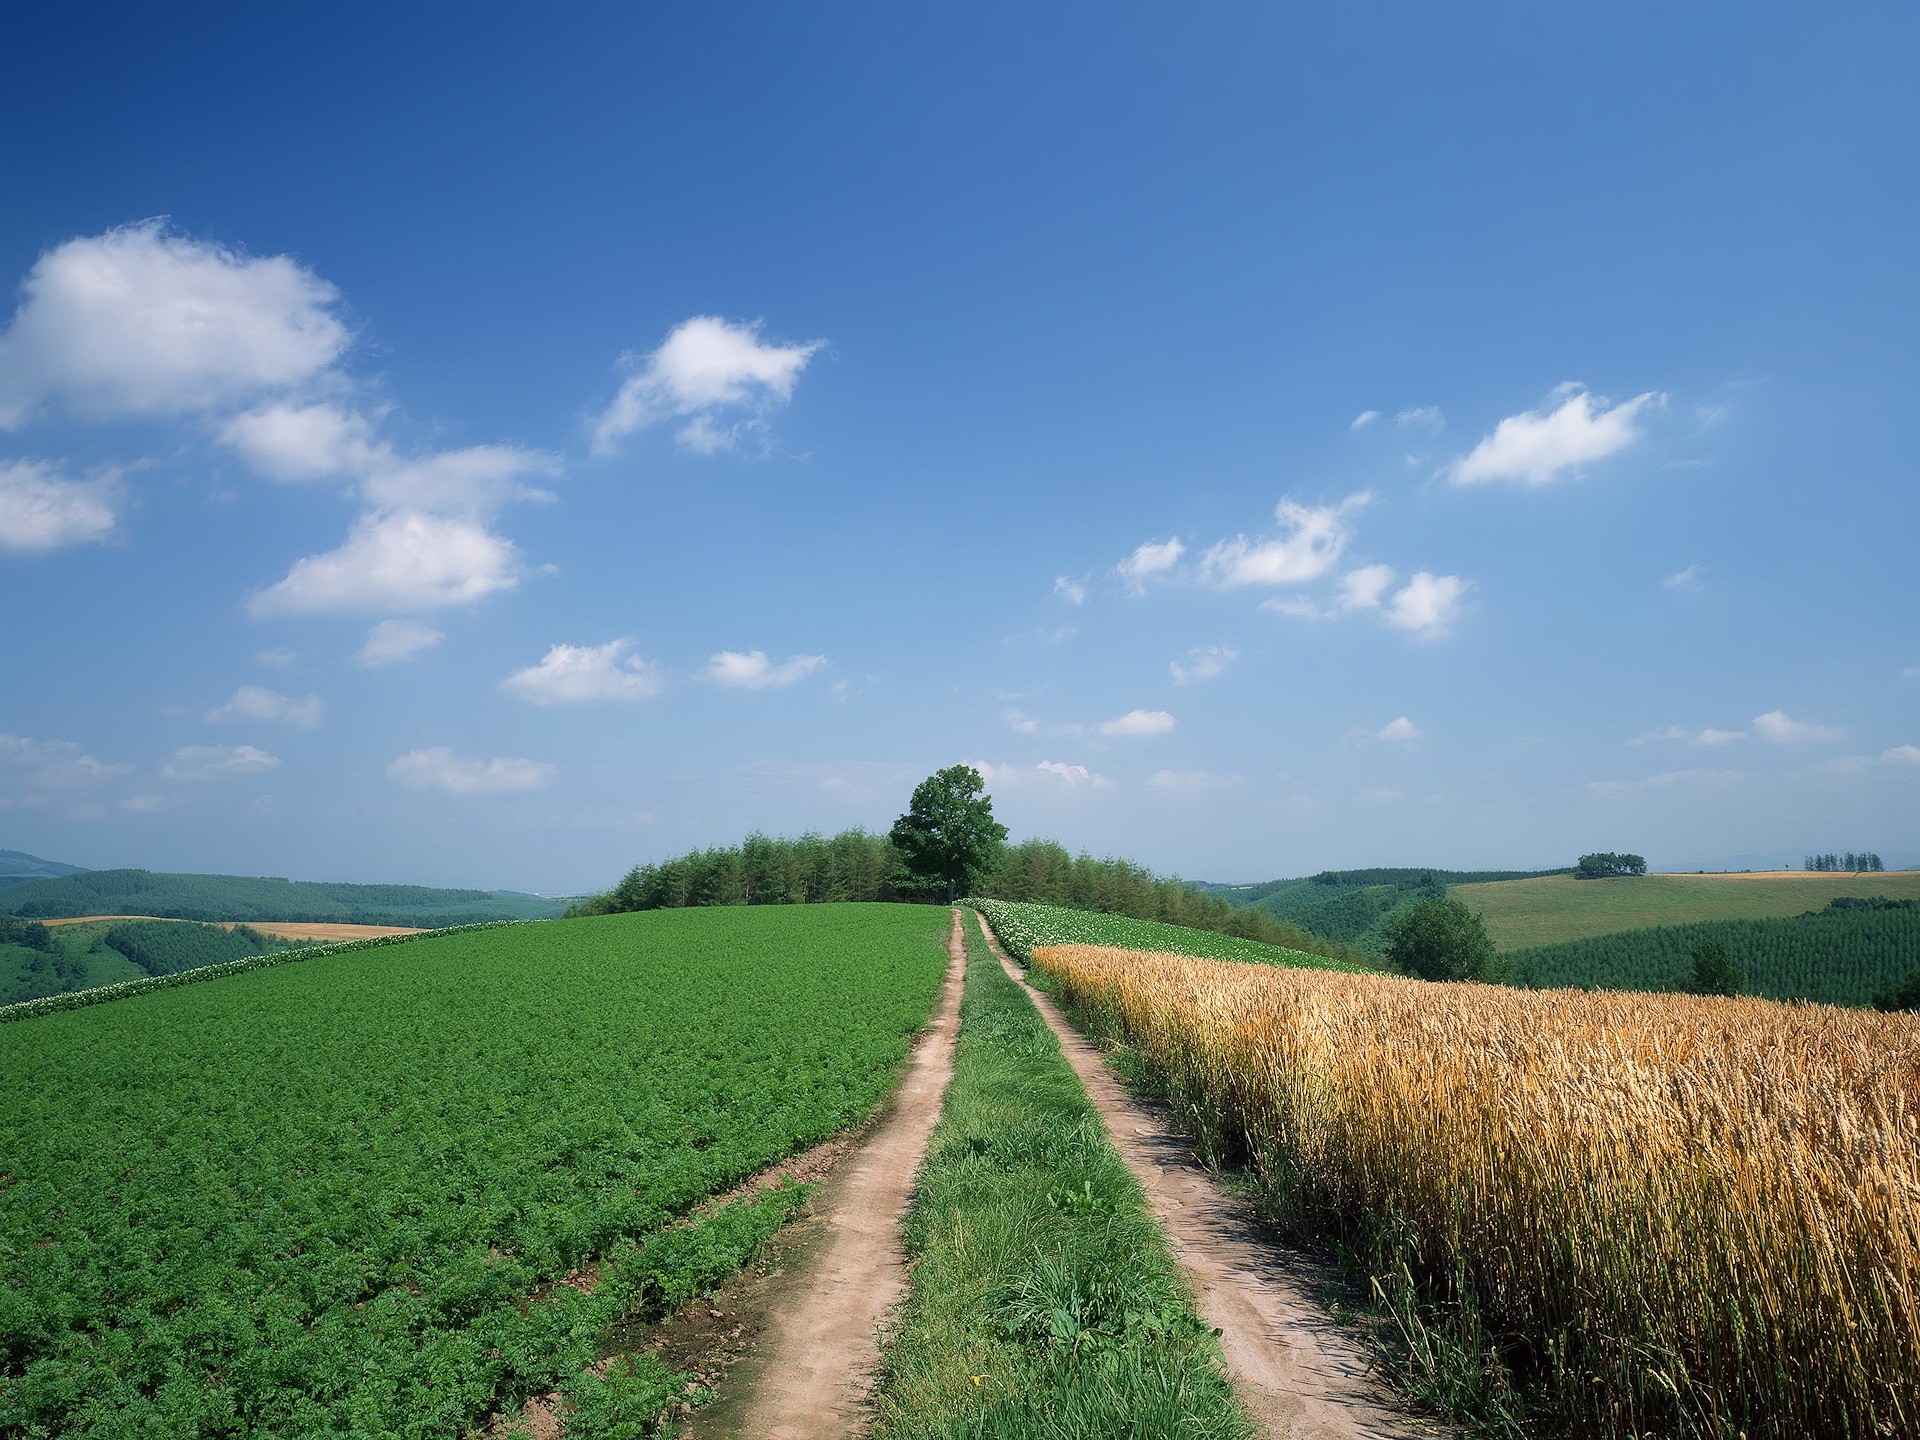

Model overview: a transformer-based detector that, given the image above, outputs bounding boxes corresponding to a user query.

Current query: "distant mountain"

[0,849,88,887]
[0,868,567,926]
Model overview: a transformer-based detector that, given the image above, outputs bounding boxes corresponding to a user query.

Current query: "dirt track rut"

[973,911,1436,1440]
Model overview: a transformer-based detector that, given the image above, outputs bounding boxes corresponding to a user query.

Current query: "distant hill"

[1454,870,1920,951]
[0,850,88,887]
[0,868,569,927]
[1205,868,1571,955]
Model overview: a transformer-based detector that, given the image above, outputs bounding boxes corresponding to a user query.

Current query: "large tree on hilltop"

[890,765,1008,903]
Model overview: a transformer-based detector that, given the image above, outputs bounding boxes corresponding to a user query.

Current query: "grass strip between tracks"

[871,912,1251,1439]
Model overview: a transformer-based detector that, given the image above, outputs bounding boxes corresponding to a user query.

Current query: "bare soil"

[974,911,1437,1440]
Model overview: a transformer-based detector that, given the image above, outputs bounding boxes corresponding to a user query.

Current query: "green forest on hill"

[0,868,569,927]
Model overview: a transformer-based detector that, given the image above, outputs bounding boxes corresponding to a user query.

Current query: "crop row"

[970,897,1365,972]
[1034,940,1920,1439]
[0,903,951,1438]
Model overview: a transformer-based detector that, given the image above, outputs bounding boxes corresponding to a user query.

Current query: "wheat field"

[1033,942,1920,1438]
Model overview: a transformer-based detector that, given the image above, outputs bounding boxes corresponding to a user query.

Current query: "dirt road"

[698,909,967,1440]
[973,910,1435,1440]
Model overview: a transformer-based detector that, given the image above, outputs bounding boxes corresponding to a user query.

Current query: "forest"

[0,869,568,926]
[571,830,1367,965]
[1804,852,1886,872]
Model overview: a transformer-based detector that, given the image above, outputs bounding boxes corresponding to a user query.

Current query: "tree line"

[1804,852,1886,872]
[1575,852,1648,879]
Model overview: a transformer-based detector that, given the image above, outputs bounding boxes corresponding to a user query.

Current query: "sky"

[2,3,1916,893]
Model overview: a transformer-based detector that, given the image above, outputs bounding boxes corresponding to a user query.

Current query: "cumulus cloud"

[1115,536,1185,591]
[1378,716,1422,742]
[0,221,349,427]
[356,618,444,666]
[503,638,666,706]
[1338,563,1396,612]
[163,743,280,781]
[1452,385,1662,485]
[1170,645,1236,685]
[1662,564,1704,590]
[205,685,323,727]
[702,649,827,690]
[1035,760,1113,788]
[1053,574,1087,605]
[388,746,555,796]
[1350,410,1381,430]
[0,459,117,552]
[1753,710,1844,744]
[591,316,821,455]
[1384,571,1470,637]
[249,510,523,616]
[1098,708,1175,738]
[1199,494,1368,588]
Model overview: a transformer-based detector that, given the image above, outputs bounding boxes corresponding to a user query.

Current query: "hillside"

[1209,867,1569,955]
[0,867,570,926]
[1504,899,1920,1006]
[0,849,87,886]
[1456,870,1920,951]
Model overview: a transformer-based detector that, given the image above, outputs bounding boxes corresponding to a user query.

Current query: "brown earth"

[974,910,1437,1440]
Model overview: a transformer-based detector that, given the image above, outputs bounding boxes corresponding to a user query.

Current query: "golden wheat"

[1033,943,1920,1438]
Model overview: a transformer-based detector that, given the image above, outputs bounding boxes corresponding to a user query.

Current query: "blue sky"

[2,4,1916,892]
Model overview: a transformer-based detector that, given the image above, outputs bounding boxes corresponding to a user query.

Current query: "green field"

[1455,870,1920,950]
[973,898,1369,972]
[0,903,949,1439]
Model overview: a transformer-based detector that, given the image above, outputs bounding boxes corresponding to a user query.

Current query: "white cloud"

[163,743,280,781]
[1588,768,1740,796]
[1098,708,1175,738]
[388,746,555,796]
[1350,410,1381,430]
[1662,564,1704,590]
[1882,745,1920,767]
[1632,724,1747,747]
[1170,645,1236,685]
[1385,571,1470,637]
[355,618,444,667]
[1379,716,1422,742]
[1115,536,1185,590]
[0,221,348,427]
[249,510,522,615]
[1753,709,1844,744]
[1053,574,1087,605]
[1200,494,1368,588]
[1395,405,1445,431]
[0,734,130,792]
[1006,709,1044,735]
[591,316,821,455]
[702,649,827,690]
[1035,760,1113,789]
[1338,563,1396,612]
[0,459,117,553]
[222,401,558,516]
[1451,386,1663,485]
[205,685,322,727]
[1259,595,1328,620]
[504,638,666,706]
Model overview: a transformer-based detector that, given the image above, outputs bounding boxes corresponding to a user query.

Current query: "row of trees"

[1575,852,1648,879]
[1805,852,1886,872]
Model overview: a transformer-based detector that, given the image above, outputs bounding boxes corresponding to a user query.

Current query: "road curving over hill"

[973,909,1437,1440]
[699,908,968,1440]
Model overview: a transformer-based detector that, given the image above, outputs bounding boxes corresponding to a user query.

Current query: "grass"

[1455,869,1920,950]
[0,903,950,1439]
[871,915,1250,1440]
[1037,941,1920,1440]
[972,898,1371,972]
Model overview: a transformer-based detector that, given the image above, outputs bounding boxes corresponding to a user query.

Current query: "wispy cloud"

[356,619,444,667]
[1097,708,1176,738]
[1662,564,1704,590]
[1451,385,1663,485]
[1350,409,1381,430]
[1170,645,1236,686]
[1200,494,1368,588]
[591,316,821,455]
[164,743,280,781]
[702,649,827,690]
[1378,716,1422,742]
[205,685,322,728]
[388,747,555,796]
[504,639,666,705]
[1395,405,1445,431]
[1115,536,1185,591]
[1632,724,1747,746]
[1753,709,1844,744]
[0,459,118,553]
[1053,575,1087,605]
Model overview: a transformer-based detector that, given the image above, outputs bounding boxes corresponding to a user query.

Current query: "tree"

[1574,852,1648,880]
[1384,897,1496,982]
[890,765,1009,903]
[1873,967,1920,1012]
[1688,940,1743,997]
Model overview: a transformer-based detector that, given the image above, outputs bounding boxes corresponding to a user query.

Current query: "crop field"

[0,902,950,1439]
[1034,941,1920,1438]
[971,898,1366,972]
[1455,869,1920,950]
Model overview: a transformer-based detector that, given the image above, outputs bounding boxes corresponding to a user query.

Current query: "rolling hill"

[0,849,87,886]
